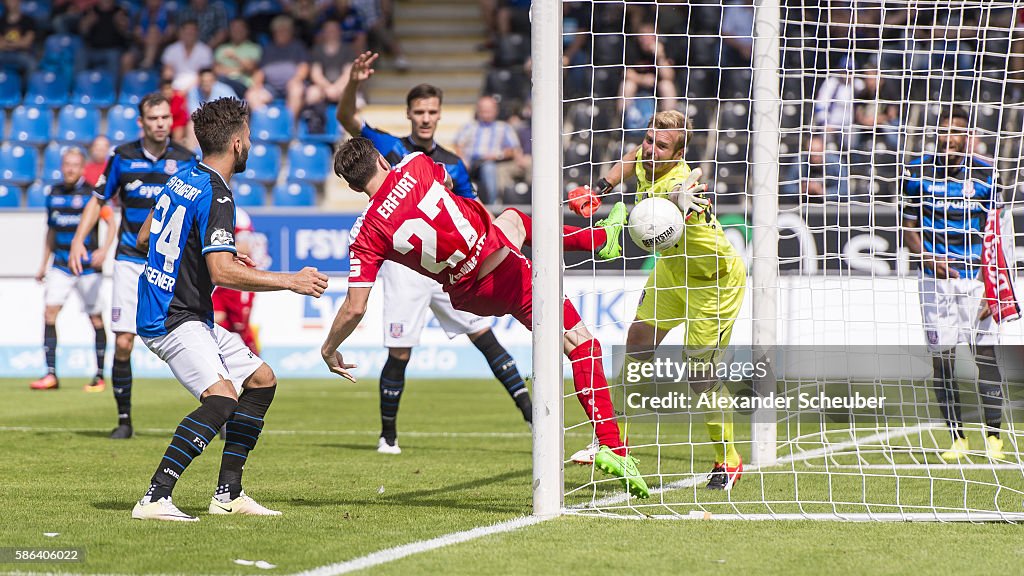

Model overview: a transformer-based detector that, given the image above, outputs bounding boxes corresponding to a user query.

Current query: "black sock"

[473,330,531,422]
[43,324,57,376]
[379,354,408,443]
[976,350,1003,438]
[217,386,276,500]
[146,395,237,501]
[112,358,132,426]
[94,326,106,379]
[932,355,964,440]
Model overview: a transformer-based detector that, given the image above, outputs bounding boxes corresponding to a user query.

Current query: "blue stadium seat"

[73,70,117,107]
[272,181,316,207]
[0,184,20,208]
[118,70,159,106]
[241,143,281,183]
[297,104,339,143]
[25,70,71,108]
[233,179,267,207]
[56,105,101,145]
[10,105,51,145]
[0,144,39,186]
[42,142,77,184]
[0,70,22,108]
[243,0,282,18]
[26,181,51,207]
[39,34,79,80]
[106,105,140,143]
[286,142,330,183]
[250,104,293,143]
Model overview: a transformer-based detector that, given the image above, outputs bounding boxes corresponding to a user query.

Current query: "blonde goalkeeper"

[569,110,746,490]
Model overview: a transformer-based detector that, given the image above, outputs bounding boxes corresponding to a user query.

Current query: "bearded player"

[570,110,746,491]
[321,137,648,499]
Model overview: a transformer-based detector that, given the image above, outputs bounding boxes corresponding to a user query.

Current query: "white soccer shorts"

[142,321,265,399]
[111,259,145,334]
[380,260,491,348]
[918,275,998,353]
[44,267,104,315]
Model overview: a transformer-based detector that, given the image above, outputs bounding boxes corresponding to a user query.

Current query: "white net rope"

[557,0,1024,520]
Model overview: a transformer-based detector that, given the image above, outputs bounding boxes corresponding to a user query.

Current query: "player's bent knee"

[388,347,412,362]
[244,363,276,389]
[114,332,135,355]
[202,379,239,402]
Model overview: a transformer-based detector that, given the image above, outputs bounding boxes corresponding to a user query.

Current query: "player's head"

[61,146,85,186]
[192,97,251,173]
[406,84,443,143]
[936,105,970,167]
[334,136,389,194]
[137,92,172,145]
[641,110,691,179]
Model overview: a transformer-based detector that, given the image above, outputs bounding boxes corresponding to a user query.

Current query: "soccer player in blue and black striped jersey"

[29,147,117,392]
[131,98,328,521]
[901,105,1008,462]
[68,93,198,439]
[336,51,533,454]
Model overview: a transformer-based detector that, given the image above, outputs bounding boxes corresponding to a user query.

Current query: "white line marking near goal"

[286,516,548,576]
[0,426,593,440]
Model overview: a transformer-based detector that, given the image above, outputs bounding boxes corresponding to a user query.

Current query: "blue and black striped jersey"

[47,180,99,275]
[93,139,197,263]
[360,122,476,199]
[901,154,1004,279]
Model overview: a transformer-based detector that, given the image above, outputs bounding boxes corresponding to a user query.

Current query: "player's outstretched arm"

[68,196,105,276]
[207,251,329,295]
[568,146,638,216]
[337,51,379,137]
[320,286,371,382]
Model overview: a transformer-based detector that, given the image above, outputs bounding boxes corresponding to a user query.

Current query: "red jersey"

[348,152,504,293]
[213,207,259,353]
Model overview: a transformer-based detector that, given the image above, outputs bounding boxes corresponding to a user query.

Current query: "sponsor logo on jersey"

[130,161,150,169]
[210,228,234,246]
[389,323,404,338]
[126,180,143,192]
[165,159,178,175]
[138,185,164,198]
[217,196,233,204]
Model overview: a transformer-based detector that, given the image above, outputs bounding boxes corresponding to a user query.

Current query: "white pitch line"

[286,516,549,576]
[0,426,599,439]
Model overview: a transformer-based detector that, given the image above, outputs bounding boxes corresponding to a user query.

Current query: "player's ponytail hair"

[648,110,692,154]
[334,137,381,191]
[191,97,249,156]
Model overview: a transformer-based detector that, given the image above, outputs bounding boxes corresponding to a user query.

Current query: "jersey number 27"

[394,182,478,273]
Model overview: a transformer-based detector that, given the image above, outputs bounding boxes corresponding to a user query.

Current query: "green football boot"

[595,201,628,261]
[594,445,650,499]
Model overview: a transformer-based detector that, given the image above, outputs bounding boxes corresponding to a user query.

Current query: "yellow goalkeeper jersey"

[634,149,740,282]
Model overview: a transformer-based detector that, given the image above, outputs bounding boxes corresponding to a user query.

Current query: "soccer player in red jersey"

[320,138,648,498]
[211,207,267,355]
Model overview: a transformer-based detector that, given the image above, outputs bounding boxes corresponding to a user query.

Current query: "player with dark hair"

[902,105,1008,462]
[323,137,649,498]
[68,92,198,439]
[131,98,328,521]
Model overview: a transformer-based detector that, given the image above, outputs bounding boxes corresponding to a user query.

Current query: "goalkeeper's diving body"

[570,110,747,490]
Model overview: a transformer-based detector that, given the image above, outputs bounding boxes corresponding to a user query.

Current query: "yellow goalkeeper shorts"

[634,255,746,360]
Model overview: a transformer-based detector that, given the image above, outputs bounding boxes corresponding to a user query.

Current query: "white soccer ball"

[628,196,684,253]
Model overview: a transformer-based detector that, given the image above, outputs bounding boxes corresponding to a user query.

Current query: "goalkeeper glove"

[568,178,614,217]
[672,168,711,222]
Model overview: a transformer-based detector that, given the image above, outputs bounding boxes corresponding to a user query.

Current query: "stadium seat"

[26,181,51,207]
[106,105,140,143]
[42,142,77,184]
[39,34,80,80]
[119,70,159,106]
[25,70,71,108]
[241,143,281,183]
[233,179,267,207]
[242,0,282,18]
[297,105,339,143]
[56,105,101,145]
[0,184,20,208]
[251,104,293,143]
[73,70,117,107]
[272,181,316,207]
[0,70,22,108]
[0,144,39,186]
[10,105,51,145]
[286,142,330,182]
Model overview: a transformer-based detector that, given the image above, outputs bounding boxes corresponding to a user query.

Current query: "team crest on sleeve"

[389,323,404,338]
[210,228,234,246]
[164,159,178,175]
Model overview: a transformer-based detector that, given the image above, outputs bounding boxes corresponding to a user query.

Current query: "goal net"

[531,0,1024,521]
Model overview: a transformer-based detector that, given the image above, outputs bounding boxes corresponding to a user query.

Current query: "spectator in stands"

[52,0,94,35]
[214,18,262,98]
[720,0,754,68]
[0,0,36,77]
[498,0,531,37]
[187,67,235,114]
[162,20,214,91]
[83,135,110,188]
[852,67,902,152]
[79,0,133,79]
[246,15,310,117]
[812,55,857,148]
[160,78,190,143]
[621,22,677,124]
[454,95,523,205]
[478,0,498,48]
[131,0,176,71]
[801,133,849,200]
[348,0,408,71]
[178,0,229,49]
[286,0,320,46]
[309,19,363,104]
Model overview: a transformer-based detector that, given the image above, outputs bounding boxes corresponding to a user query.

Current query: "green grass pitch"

[1,376,1022,575]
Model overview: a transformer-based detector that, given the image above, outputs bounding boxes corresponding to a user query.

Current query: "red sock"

[503,208,532,246]
[567,339,624,455]
[563,225,607,253]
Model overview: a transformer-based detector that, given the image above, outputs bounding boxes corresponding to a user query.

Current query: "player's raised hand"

[672,167,710,221]
[322,349,358,383]
[350,51,379,83]
[289,266,329,297]
[67,239,89,276]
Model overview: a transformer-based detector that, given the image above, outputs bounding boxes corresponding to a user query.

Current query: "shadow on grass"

[315,442,531,457]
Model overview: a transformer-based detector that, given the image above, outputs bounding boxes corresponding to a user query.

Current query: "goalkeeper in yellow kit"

[569,110,746,490]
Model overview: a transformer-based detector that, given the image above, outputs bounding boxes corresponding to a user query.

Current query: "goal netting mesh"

[550,0,1024,521]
